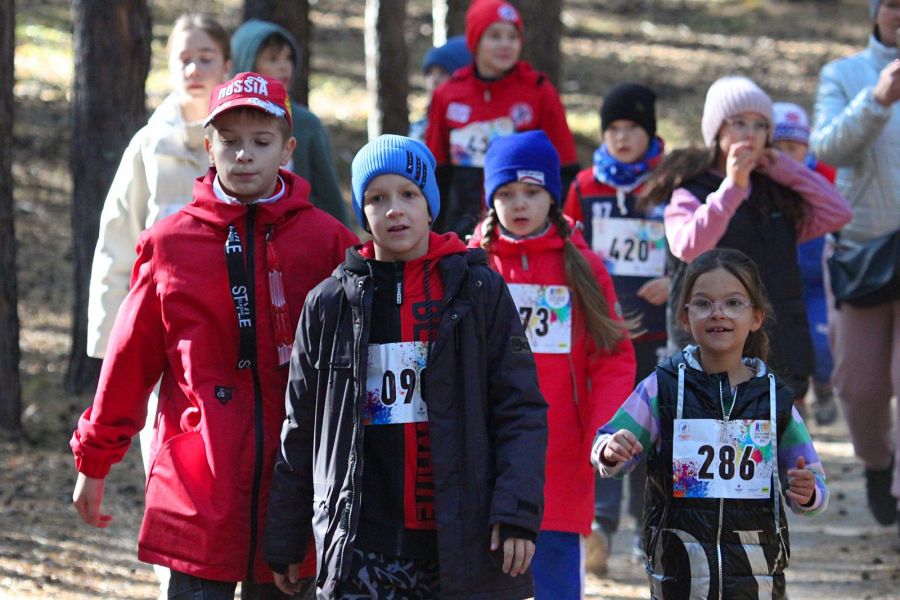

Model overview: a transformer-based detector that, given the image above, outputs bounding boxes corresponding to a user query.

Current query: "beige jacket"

[87,93,208,357]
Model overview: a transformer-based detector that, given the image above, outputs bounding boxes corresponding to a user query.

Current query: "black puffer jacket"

[645,350,795,600]
[264,236,548,599]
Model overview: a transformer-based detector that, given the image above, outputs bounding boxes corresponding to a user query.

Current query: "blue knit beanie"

[483,131,561,207]
[351,135,440,228]
[422,36,472,75]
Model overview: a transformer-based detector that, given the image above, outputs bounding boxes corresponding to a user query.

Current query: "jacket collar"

[866,34,900,70]
[342,231,468,276]
[473,215,590,258]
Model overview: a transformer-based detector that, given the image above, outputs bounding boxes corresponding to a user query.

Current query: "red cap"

[204,72,293,128]
[465,0,523,54]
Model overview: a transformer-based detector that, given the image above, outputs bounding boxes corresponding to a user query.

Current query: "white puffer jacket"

[811,36,900,243]
[87,92,208,357]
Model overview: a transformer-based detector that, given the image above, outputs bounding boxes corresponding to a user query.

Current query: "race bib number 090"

[364,342,429,426]
[672,419,774,499]
[507,284,572,354]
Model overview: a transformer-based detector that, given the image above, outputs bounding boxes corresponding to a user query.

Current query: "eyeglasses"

[724,117,769,136]
[685,298,754,319]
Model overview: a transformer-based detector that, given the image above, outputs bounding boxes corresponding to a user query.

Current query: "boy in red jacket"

[70,72,358,599]
[425,0,578,239]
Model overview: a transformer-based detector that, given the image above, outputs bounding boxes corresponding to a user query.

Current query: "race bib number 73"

[507,284,572,354]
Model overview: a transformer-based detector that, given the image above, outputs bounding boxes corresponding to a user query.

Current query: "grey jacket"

[811,36,900,243]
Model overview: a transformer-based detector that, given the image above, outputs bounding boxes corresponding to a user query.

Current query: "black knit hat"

[600,82,657,138]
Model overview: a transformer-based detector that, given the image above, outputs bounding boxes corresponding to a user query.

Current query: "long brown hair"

[637,145,715,211]
[676,248,772,360]
[481,204,628,351]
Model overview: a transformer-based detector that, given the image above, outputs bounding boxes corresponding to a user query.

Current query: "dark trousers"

[168,571,315,600]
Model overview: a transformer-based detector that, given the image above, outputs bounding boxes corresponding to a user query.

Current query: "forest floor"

[3,0,899,598]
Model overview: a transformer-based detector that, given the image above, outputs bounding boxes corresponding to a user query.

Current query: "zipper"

[394,261,404,305]
[716,498,724,600]
[244,205,265,582]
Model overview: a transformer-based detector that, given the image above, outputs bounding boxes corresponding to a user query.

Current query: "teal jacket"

[232,19,350,226]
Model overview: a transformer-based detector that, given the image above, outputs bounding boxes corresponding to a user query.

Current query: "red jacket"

[469,219,635,534]
[425,61,577,167]
[71,169,358,582]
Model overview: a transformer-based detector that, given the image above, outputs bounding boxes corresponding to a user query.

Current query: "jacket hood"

[470,215,589,257]
[658,344,770,380]
[231,19,301,90]
[344,231,468,275]
[181,167,314,229]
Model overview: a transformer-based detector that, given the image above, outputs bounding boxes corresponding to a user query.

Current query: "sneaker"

[585,529,610,576]
[812,383,838,426]
[865,463,897,526]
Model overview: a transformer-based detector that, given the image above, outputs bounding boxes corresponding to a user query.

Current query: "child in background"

[771,101,838,425]
[473,130,636,599]
[85,15,232,596]
[231,19,350,226]
[425,0,578,238]
[264,135,548,599]
[594,248,829,599]
[641,75,851,407]
[563,82,667,573]
[72,73,358,599]
[409,35,472,142]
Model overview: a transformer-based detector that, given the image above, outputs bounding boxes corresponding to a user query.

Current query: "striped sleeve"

[778,406,829,517]
[591,372,661,478]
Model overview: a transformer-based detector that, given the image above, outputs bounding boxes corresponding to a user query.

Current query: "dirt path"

[1,414,898,599]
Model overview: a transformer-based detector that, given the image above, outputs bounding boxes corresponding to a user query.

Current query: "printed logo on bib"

[507,284,572,354]
[673,418,774,499]
[364,342,429,425]
[446,102,472,123]
[449,117,515,167]
[509,103,534,128]
[590,209,666,277]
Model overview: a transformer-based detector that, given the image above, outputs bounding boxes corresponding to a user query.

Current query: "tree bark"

[67,0,151,394]
[365,0,409,138]
[0,0,21,432]
[243,0,311,107]
[513,0,562,88]
[432,0,467,46]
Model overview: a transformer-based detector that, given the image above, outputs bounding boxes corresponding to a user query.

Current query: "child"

[231,19,350,226]
[85,15,232,595]
[263,134,548,599]
[563,82,667,572]
[425,0,578,238]
[641,75,851,406]
[409,35,472,142]
[472,130,636,598]
[593,248,829,599]
[71,72,358,598]
[771,102,838,425]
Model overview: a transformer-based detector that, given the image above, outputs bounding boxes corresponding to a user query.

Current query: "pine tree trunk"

[432,0,467,45]
[514,0,562,88]
[0,0,21,433]
[67,0,151,394]
[243,0,311,107]
[365,0,409,138]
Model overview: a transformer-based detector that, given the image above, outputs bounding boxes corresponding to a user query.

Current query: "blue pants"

[532,530,583,600]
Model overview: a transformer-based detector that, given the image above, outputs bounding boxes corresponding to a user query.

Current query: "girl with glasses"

[639,75,851,413]
[593,247,829,599]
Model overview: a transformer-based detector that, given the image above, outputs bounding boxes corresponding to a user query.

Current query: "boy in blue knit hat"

[264,135,548,599]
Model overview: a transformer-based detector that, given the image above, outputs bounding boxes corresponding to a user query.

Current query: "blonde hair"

[481,204,629,351]
[167,13,231,62]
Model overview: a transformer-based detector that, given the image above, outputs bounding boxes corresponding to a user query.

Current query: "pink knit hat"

[701,76,773,146]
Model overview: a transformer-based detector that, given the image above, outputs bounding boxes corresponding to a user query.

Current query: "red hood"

[468,215,589,257]
[358,230,468,262]
[181,167,314,229]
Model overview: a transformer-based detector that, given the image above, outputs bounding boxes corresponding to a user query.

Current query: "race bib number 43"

[364,342,428,426]
[449,117,515,168]
[507,284,572,354]
[672,419,774,499]
[591,213,666,277]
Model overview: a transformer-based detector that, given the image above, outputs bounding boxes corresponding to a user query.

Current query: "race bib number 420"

[672,419,775,499]
[591,214,666,277]
[507,284,572,354]
[364,342,429,425]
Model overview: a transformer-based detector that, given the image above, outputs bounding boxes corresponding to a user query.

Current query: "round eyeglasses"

[685,298,753,319]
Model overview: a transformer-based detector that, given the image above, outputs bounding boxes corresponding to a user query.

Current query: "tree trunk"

[365,0,409,138]
[243,0,311,107]
[0,0,21,433]
[432,0,467,46]
[513,0,562,88]
[67,0,151,394]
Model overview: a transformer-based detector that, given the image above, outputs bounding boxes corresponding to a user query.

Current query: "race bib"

[449,117,516,167]
[507,284,572,354]
[364,342,428,425]
[672,419,775,499]
[591,212,666,277]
